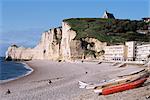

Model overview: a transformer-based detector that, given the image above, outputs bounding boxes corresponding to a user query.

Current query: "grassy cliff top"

[63,18,149,44]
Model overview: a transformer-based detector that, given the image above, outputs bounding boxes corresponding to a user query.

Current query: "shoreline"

[0,61,34,84]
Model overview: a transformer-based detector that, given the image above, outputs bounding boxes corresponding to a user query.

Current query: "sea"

[0,57,33,83]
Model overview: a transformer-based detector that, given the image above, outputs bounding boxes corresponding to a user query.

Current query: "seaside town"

[100,11,150,64]
[1,2,150,99]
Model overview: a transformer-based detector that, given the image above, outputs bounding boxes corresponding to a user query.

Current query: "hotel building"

[104,45,126,61]
[125,41,136,61]
[136,43,150,61]
[104,41,150,62]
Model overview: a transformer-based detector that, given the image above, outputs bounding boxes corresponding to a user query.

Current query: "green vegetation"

[84,49,96,58]
[63,18,150,44]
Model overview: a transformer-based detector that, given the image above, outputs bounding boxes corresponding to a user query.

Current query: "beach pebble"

[146,95,150,99]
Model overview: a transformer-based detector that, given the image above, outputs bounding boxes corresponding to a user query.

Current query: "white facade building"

[104,41,150,62]
[125,41,136,61]
[104,45,126,61]
[136,44,150,61]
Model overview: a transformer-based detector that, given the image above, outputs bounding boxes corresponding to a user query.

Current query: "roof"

[102,11,115,19]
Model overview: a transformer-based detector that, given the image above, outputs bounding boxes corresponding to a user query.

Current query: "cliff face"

[6,27,62,61]
[5,22,106,61]
[6,45,33,60]
[61,22,84,61]
[32,27,62,60]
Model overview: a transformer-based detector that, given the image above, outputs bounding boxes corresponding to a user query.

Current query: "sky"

[0,0,149,56]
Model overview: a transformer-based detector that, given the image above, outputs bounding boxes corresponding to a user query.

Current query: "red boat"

[102,76,149,95]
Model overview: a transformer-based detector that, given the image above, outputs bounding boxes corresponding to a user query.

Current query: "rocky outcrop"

[61,22,107,61]
[32,27,62,60]
[61,22,84,61]
[5,22,107,61]
[5,45,33,61]
[6,27,62,61]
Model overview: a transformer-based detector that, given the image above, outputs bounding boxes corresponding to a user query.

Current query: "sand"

[0,60,150,100]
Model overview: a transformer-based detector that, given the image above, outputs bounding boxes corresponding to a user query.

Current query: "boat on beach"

[79,70,149,89]
[94,76,149,95]
[79,69,150,95]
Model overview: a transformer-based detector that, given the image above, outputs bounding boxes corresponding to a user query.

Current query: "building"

[104,41,150,62]
[125,41,136,61]
[102,11,115,19]
[142,17,150,23]
[136,43,150,61]
[104,45,126,61]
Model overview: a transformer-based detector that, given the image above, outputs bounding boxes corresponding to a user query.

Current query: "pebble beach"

[0,60,150,100]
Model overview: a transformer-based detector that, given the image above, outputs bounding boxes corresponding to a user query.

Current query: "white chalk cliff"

[6,22,107,61]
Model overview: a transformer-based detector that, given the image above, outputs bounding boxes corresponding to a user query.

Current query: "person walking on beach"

[48,80,52,84]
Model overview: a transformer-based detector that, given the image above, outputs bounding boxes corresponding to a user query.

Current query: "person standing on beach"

[5,89,11,95]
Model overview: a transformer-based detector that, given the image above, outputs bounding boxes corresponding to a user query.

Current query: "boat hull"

[93,72,148,90]
[102,77,148,95]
